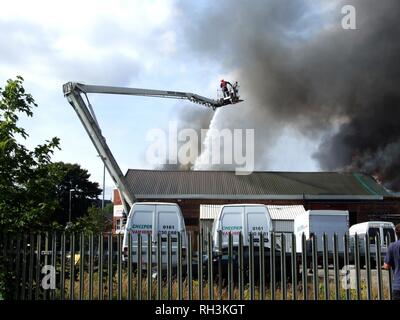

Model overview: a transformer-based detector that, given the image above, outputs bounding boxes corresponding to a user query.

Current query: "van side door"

[245,206,270,247]
[220,206,244,247]
[129,205,154,246]
[156,204,181,249]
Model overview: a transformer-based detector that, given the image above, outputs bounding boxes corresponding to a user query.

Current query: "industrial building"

[111,169,400,234]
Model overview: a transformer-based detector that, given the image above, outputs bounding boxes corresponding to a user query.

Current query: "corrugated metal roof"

[125,170,391,199]
[267,205,306,220]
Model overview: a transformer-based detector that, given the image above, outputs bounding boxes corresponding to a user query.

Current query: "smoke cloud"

[158,104,214,170]
[177,0,400,191]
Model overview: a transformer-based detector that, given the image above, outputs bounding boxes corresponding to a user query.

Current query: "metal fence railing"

[0,231,394,300]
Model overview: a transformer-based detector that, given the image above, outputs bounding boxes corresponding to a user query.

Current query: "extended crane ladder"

[65,82,225,109]
[63,81,242,215]
[63,83,135,214]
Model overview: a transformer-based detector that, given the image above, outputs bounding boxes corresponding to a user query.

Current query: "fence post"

[364,233,371,300]
[354,233,361,300]
[167,232,172,300]
[207,231,213,300]
[127,232,132,300]
[187,232,192,300]
[322,233,329,300]
[79,233,84,300]
[28,234,35,300]
[249,232,255,300]
[13,237,20,300]
[312,235,319,300]
[118,234,123,300]
[291,234,297,301]
[228,232,233,300]
[198,231,203,300]
[178,232,183,300]
[89,233,94,300]
[137,233,142,300]
[157,232,162,300]
[98,234,104,300]
[108,233,113,300]
[147,233,152,300]
[376,235,383,300]
[270,232,276,300]
[51,233,57,300]
[21,235,28,300]
[218,230,223,300]
[35,233,41,300]
[333,234,339,300]
[281,233,287,300]
[14,237,20,300]
[343,233,350,300]
[386,234,393,300]
[43,233,49,300]
[69,233,75,300]
[60,233,66,301]
[238,232,244,300]
[259,232,265,300]
[301,233,307,300]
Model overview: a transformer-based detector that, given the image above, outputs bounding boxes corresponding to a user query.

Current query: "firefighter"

[220,79,229,98]
[232,81,239,99]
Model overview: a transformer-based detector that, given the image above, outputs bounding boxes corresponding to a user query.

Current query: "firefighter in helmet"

[220,79,229,98]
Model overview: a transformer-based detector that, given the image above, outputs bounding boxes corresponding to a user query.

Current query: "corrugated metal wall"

[200,205,222,220]
[200,219,214,234]
[273,220,294,252]
[272,220,294,232]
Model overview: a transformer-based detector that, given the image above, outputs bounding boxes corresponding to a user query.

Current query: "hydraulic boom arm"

[65,82,240,109]
[63,81,242,214]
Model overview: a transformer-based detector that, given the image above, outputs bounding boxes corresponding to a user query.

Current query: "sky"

[0,0,332,200]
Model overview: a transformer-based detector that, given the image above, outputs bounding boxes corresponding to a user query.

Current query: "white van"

[349,221,396,256]
[294,210,349,253]
[211,204,274,251]
[122,202,187,266]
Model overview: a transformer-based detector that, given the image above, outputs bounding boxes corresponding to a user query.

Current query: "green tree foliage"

[70,206,112,234]
[48,162,102,225]
[0,77,112,299]
[0,76,60,232]
[103,202,113,215]
[0,77,107,233]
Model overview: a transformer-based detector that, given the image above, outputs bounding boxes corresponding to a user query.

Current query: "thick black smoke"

[179,0,400,191]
